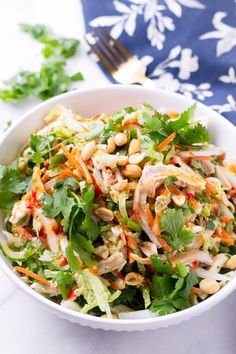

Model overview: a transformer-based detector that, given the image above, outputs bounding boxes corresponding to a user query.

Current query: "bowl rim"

[0,84,236,327]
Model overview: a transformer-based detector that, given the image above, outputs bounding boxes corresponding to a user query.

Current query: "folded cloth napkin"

[82,0,236,124]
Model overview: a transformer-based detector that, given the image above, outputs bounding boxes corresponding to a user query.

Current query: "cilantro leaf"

[0,169,27,193]
[20,23,79,59]
[66,244,81,273]
[164,104,196,132]
[150,268,198,316]
[50,153,67,168]
[55,271,74,300]
[164,175,177,188]
[142,113,162,133]
[159,208,195,250]
[150,255,172,274]
[178,123,211,145]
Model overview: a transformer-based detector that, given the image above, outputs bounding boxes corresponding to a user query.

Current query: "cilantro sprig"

[0,24,83,102]
[159,208,195,250]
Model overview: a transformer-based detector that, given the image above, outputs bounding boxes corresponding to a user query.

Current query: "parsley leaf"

[159,208,195,250]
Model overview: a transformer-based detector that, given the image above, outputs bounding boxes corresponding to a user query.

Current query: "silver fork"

[85,28,155,87]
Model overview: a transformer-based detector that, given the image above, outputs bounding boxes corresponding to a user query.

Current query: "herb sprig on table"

[0,24,83,102]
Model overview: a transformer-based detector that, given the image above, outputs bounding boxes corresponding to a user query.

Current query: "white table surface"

[0,1,236,353]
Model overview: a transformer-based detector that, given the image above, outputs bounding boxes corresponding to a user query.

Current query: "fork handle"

[138,77,156,87]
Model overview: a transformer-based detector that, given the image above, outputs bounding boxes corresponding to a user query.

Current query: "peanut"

[117,155,128,166]
[95,207,114,221]
[199,278,220,295]
[128,139,141,155]
[128,152,145,164]
[125,272,144,287]
[114,133,127,146]
[123,164,142,179]
[113,180,128,191]
[95,245,109,259]
[81,141,96,161]
[107,137,116,153]
[226,255,236,269]
[172,194,186,207]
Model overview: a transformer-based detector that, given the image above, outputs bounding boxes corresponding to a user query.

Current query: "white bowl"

[0,85,235,331]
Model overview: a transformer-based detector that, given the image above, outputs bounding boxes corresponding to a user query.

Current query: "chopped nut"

[81,141,96,161]
[199,278,220,295]
[113,180,128,191]
[125,272,144,286]
[123,164,142,179]
[114,133,127,146]
[95,207,114,221]
[128,139,141,155]
[226,255,236,269]
[117,155,128,166]
[128,152,145,164]
[95,245,109,259]
[107,137,116,153]
[141,241,158,257]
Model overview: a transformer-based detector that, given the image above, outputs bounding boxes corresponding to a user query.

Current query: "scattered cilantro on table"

[0,24,83,102]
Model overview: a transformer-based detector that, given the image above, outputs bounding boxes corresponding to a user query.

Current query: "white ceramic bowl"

[0,85,236,331]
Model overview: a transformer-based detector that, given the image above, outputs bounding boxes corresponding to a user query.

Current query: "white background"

[0,1,236,353]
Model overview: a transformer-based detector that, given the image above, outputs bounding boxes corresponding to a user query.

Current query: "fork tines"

[85,27,133,74]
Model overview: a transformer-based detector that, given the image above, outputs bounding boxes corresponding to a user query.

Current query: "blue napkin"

[82,0,236,124]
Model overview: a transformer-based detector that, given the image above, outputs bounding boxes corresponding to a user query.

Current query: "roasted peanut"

[113,180,128,191]
[128,139,141,155]
[199,278,220,295]
[95,207,114,221]
[81,141,96,161]
[95,245,109,259]
[117,155,128,166]
[128,152,145,164]
[125,272,144,286]
[114,133,127,146]
[123,164,142,179]
[107,137,116,153]
[226,255,236,269]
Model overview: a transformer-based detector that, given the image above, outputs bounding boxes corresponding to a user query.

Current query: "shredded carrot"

[126,235,137,250]
[89,266,99,276]
[60,144,84,175]
[211,203,218,215]
[157,132,176,151]
[189,197,199,209]
[157,235,173,253]
[152,214,160,236]
[191,287,199,294]
[145,203,154,227]
[221,229,234,246]
[128,250,136,264]
[14,266,51,286]
[75,149,93,185]
[57,168,80,181]
[13,226,33,240]
[121,116,139,127]
[152,214,173,253]
[61,144,93,184]
[220,215,232,224]
[212,230,234,246]
[193,156,211,161]
[206,180,216,194]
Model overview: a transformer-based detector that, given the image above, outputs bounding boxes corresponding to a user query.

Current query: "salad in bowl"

[1,101,236,320]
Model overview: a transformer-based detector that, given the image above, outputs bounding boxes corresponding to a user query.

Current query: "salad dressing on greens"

[1,103,236,319]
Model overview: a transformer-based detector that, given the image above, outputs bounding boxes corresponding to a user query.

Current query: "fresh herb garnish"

[159,208,195,250]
